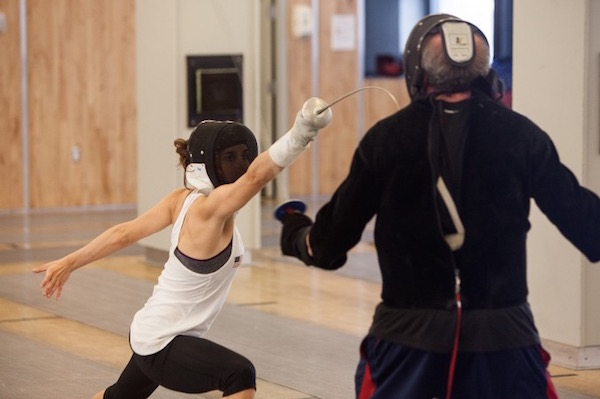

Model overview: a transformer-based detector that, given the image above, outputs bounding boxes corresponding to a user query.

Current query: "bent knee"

[222,356,256,396]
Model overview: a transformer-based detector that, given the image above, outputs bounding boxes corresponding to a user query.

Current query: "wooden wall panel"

[0,0,23,210]
[363,77,410,131]
[285,2,414,197]
[27,0,136,209]
[287,0,314,196]
[287,0,360,197]
[316,0,358,194]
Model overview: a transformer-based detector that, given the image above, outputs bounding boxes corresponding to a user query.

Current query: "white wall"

[514,0,600,368]
[136,0,264,255]
[583,0,600,348]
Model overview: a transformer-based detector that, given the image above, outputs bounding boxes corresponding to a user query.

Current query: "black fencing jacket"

[307,91,600,352]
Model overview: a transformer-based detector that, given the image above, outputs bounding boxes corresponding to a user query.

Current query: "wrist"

[268,129,310,168]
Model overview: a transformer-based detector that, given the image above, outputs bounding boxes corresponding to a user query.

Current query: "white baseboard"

[542,338,600,370]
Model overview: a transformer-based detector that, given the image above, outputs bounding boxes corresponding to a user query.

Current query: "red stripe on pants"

[539,346,558,399]
[358,362,376,399]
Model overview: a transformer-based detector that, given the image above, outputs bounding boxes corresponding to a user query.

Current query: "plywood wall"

[0,0,23,209]
[316,0,359,194]
[287,0,360,196]
[363,77,410,130]
[286,0,315,196]
[27,0,136,208]
[286,0,410,197]
[0,0,136,211]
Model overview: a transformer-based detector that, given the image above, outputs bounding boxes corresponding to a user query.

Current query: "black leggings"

[104,335,256,398]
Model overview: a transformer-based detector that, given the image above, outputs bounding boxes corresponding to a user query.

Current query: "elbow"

[246,157,281,187]
[312,253,347,270]
[112,223,136,247]
[245,167,274,188]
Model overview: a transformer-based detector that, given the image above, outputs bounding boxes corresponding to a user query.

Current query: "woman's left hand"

[33,259,73,300]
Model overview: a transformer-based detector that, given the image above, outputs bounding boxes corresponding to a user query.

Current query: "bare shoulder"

[166,188,196,223]
[168,188,193,204]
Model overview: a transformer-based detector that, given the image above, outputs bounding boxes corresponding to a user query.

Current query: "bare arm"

[32,189,184,299]
[204,151,283,219]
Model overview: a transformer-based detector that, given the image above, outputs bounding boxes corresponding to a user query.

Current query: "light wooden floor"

[0,202,599,398]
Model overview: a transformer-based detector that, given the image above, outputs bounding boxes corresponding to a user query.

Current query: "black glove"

[280,212,314,265]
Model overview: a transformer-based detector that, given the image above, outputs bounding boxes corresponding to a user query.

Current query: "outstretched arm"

[32,189,183,299]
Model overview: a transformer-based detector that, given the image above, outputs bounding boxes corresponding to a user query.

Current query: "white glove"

[269,97,332,168]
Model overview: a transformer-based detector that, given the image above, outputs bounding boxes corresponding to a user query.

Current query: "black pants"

[104,335,256,398]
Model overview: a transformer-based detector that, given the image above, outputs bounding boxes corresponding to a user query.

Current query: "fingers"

[41,278,56,299]
[32,265,47,273]
[42,283,62,300]
[37,265,66,300]
[42,275,65,299]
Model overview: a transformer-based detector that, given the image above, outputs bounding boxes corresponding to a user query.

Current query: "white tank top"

[130,191,244,355]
